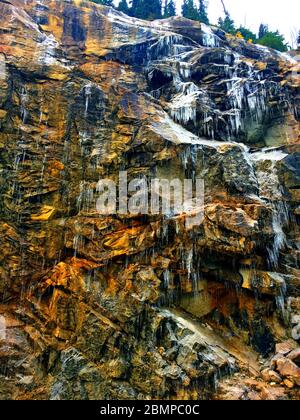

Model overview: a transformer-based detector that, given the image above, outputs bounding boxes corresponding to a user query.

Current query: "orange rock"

[276,358,300,386]
[283,379,294,389]
[261,369,282,384]
[276,340,298,355]
[287,348,300,365]
[31,206,56,221]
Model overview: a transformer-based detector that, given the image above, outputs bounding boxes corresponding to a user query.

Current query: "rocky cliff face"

[0,0,299,400]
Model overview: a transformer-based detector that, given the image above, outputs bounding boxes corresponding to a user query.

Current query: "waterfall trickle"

[250,149,289,269]
[149,34,196,61]
[275,279,289,323]
[38,34,59,66]
[146,33,280,142]
[200,24,220,48]
[20,87,28,123]
[84,83,92,116]
[163,269,171,288]
[77,181,94,213]
[0,316,6,341]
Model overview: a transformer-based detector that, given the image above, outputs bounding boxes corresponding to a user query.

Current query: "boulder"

[287,349,300,366]
[276,358,300,386]
[261,369,282,384]
[283,379,294,389]
[275,340,298,355]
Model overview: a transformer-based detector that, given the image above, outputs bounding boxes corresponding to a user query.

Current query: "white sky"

[175,0,300,46]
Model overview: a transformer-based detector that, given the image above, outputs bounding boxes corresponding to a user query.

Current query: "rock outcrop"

[0,0,299,400]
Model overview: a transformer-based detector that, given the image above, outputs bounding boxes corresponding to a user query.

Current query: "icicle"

[275,279,288,323]
[163,270,170,288]
[179,62,192,79]
[201,24,220,48]
[169,83,200,124]
[38,34,59,66]
[246,80,268,123]
[77,181,94,213]
[149,34,194,60]
[20,87,28,123]
[40,153,47,181]
[202,112,215,139]
[267,202,288,269]
[0,316,6,341]
[39,111,43,125]
[250,149,290,269]
[73,233,84,258]
[227,77,244,110]
[186,248,193,280]
[84,83,92,116]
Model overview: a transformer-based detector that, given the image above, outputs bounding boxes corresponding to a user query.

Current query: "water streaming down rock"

[83,83,92,116]
[250,149,290,268]
[201,24,221,48]
[149,34,195,60]
[170,82,199,124]
[76,181,94,213]
[0,0,299,400]
[275,278,289,323]
[148,40,288,142]
[20,87,28,124]
[0,316,6,341]
[38,34,59,66]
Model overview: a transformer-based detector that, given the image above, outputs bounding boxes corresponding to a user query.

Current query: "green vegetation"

[218,15,235,34]
[257,30,289,52]
[181,0,209,23]
[216,1,289,51]
[181,0,199,21]
[236,26,257,42]
[163,0,176,18]
[130,0,162,20]
[117,0,130,15]
[198,0,209,25]
[218,0,235,33]
[259,23,268,39]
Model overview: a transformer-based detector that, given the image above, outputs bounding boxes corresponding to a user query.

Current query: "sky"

[175,0,299,46]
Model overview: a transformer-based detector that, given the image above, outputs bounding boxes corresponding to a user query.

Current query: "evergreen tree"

[131,0,163,20]
[163,0,176,18]
[298,30,300,46]
[90,0,114,6]
[198,0,209,25]
[257,23,289,52]
[131,0,142,18]
[257,30,288,52]
[218,0,235,34]
[182,0,200,21]
[118,0,130,15]
[218,15,235,34]
[258,23,268,39]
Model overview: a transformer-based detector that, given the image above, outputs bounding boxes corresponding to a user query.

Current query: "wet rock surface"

[0,0,299,400]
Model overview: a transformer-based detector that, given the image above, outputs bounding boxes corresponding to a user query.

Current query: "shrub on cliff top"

[257,30,289,52]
